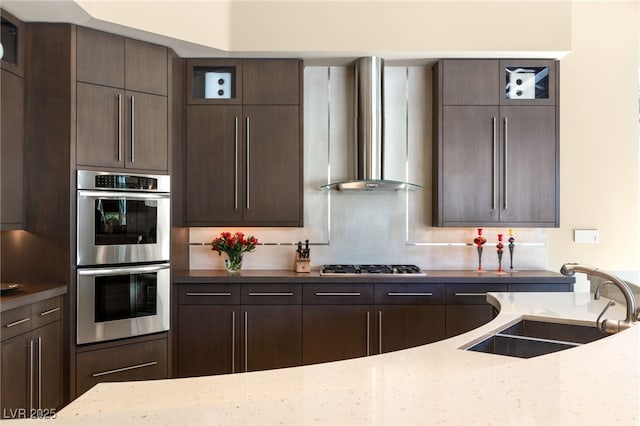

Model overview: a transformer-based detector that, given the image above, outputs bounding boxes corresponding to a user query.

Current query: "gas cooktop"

[320,264,425,276]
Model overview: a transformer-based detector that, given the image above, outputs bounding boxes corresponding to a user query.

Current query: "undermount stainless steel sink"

[464,318,608,359]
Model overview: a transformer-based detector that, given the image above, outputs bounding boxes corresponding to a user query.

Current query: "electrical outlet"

[574,229,599,244]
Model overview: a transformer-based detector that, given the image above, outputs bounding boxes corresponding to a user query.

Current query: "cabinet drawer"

[31,296,62,329]
[76,337,168,396]
[177,284,240,305]
[445,284,507,304]
[242,284,301,305]
[303,284,374,305]
[1,305,32,341]
[375,283,445,304]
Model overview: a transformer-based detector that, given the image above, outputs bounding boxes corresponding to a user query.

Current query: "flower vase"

[224,254,243,273]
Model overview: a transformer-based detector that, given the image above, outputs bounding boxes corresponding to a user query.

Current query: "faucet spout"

[561,263,638,333]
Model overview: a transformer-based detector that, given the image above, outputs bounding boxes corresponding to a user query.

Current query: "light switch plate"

[574,229,599,244]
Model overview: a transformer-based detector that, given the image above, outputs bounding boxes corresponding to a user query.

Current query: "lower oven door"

[77,263,170,345]
[77,190,170,266]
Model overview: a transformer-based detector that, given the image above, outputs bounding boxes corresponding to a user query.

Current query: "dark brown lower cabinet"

[1,297,63,418]
[445,304,496,338]
[76,334,168,396]
[377,305,446,353]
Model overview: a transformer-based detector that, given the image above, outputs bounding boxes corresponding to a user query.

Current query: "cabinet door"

[34,321,62,410]
[1,69,23,229]
[177,305,239,377]
[242,106,302,226]
[125,91,168,172]
[440,105,500,225]
[243,305,302,372]
[242,60,300,105]
[0,333,30,413]
[124,38,167,96]
[302,305,373,365]
[76,27,124,88]
[499,106,558,225]
[76,82,125,168]
[441,59,499,105]
[445,305,496,338]
[186,105,244,225]
[376,305,446,353]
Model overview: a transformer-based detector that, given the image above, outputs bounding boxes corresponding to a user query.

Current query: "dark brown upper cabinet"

[184,59,303,227]
[1,10,25,77]
[75,27,169,172]
[1,69,24,230]
[433,59,559,227]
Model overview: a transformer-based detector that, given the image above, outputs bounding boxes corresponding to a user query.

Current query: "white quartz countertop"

[28,292,640,425]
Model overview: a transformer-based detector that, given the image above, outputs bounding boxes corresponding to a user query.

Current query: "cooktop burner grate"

[320,264,425,276]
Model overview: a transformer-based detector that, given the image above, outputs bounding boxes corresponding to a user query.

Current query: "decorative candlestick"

[473,228,487,272]
[508,228,516,270]
[496,234,504,273]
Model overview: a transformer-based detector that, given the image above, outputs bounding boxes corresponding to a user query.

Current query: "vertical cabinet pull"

[245,117,250,210]
[231,311,236,373]
[378,311,383,354]
[492,116,497,210]
[244,311,248,372]
[117,93,122,162]
[234,117,239,210]
[130,96,136,163]
[37,337,42,409]
[503,117,508,210]
[366,311,370,357]
[29,340,34,411]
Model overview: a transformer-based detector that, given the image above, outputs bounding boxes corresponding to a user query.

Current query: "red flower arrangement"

[211,232,258,272]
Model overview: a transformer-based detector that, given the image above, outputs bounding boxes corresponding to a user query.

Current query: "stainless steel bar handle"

[185,292,232,297]
[454,292,488,297]
[5,317,30,328]
[492,117,497,210]
[244,311,248,372]
[234,116,239,210]
[503,117,508,210]
[248,292,294,297]
[245,117,250,210]
[29,339,34,411]
[231,311,236,373]
[37,336,42,409]
[378,311,382,354]
[386,292,433,296]
[366,311,370,357]
[315,292,361,296]
[92,361,158,377]
[117,93,122,162]
[39,307,61,317]
[130,96,135,163]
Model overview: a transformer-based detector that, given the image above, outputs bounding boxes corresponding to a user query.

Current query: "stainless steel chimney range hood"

[321,56,422,192]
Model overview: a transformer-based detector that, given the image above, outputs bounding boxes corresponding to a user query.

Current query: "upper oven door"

[77,190,170,266]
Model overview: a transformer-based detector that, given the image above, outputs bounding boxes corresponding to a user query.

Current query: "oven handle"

[77,262,170,276]
[77,190,170,200]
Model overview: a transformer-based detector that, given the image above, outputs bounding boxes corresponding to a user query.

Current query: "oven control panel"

[77,170,170,193]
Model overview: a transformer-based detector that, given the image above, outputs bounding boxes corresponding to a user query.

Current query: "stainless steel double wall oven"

[76,170,171,345]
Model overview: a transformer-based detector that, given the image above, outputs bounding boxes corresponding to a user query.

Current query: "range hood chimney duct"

[322,56,422,191]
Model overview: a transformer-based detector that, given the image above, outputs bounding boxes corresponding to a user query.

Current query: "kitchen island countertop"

[31,288,639,425]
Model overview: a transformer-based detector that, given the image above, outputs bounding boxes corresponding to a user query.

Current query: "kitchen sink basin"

[464,318,608,359]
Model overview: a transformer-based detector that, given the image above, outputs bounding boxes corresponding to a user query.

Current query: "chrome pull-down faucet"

[561,263,638,334]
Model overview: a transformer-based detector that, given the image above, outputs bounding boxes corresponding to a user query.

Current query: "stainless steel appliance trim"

[39,307,61,317]
[185,292,232,297]
[315,292,361,296]
[248,292,294,297]
[386,292,433,296]
[92,361,158,377]
[76,263,170,345]
[77,190,170,199]
[77,170,171,192]
[130,95,135,163]
[5,317,30,328]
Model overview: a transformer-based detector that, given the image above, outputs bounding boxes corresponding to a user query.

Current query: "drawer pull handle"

[454,293,488,297]
[315,292,361,296]
[387,292,433,296]
[248,292,294,296]
[5,318,30,328]
[185,292,232,297]
[39,307,61,317]
[92,361,158,377]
